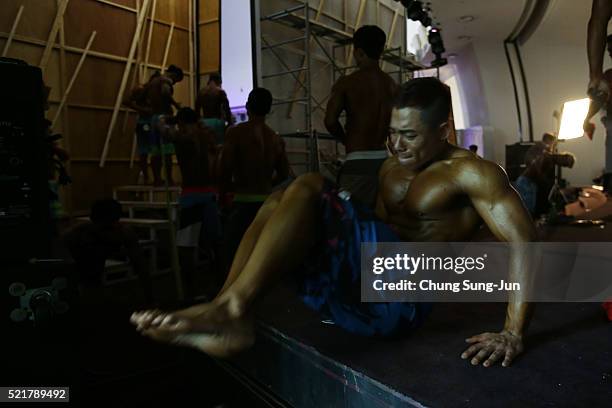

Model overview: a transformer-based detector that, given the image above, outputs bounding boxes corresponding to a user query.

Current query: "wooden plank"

[141,0,157,81]
[40,0,69,74]
[160,22,175,74]
[382,6,400,72]
[1,5,24,57]
[188,0,195,107]
[0,30,195,72]
[51,31,97,129]
[128,0,146,167]
[94,0,189,32]
[100,0,151,167]
[346,0,367,66]
[58,3,72,215]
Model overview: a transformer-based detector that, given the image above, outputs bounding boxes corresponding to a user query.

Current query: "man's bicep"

[325,82,345,123]
[465,163,536,242]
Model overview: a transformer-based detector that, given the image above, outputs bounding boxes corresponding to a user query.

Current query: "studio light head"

[428,28,445,55]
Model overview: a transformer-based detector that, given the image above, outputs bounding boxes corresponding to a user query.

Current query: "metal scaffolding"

[257,1,424,172]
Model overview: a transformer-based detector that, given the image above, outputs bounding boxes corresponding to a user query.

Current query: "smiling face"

[388,106,448,169]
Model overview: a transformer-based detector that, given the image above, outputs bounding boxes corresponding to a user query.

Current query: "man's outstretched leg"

[131,174,325,356]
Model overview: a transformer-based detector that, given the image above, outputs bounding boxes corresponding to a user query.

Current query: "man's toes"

[137,309,164,330]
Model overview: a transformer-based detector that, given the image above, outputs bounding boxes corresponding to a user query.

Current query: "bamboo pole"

[2,5,24,57]
[382,6,400,72]
[127,0,146,167]
[58,1,72,215]
[160,22,175,74]
[346,0,367,66]
[40,0,69,74]
[141,0,157,82]
[100,0,151,167]
[188,0,195,107]
[51,31,97,129]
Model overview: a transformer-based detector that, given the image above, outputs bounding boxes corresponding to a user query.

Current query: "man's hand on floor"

[460,331,524,368]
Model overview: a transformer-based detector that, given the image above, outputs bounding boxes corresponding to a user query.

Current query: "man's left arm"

[324,80,346,143]
[460,160,538,367]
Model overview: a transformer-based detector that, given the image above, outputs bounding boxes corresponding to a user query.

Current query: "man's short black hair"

[246,88,273,116]
[542,132,556,143]
[607,34,612,43]
[166,65,184,82]
[90,199,122,225]
[176,107,199,125]
[394,77,451,130]
[353,25,386,60]
[469,144,478,152]
[208,73,222,84]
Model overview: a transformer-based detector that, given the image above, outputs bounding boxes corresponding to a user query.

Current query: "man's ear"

[438,121,450,140]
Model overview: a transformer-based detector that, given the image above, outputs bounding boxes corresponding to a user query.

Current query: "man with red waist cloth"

[160,108,221,298]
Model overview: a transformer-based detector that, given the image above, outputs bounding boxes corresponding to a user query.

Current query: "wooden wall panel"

[156,0,189,28]
[199,0,218,22]
[168,29,190,69]
[67,109,133,158]
[65,54,125,106]
[199,23,218,74]
[198,0,219,76]
[64,0,136,57]
[2,0,193,213]
[70,162,139,212]
[0,0,57,42]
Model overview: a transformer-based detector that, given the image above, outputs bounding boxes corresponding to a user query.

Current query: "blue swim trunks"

[136,115,153,155]
[299,179,432,337]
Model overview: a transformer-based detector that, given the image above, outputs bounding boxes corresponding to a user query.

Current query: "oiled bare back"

[340,68,397,152]
[224,122,286,194]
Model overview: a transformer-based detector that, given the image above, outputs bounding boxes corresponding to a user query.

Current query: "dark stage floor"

[232,200,612,407]
[248,288,611,407]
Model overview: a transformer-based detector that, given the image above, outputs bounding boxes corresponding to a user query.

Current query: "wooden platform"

[222,200,612,407]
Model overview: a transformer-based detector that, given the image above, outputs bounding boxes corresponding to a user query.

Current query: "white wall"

[521,39,607,185]
[453,2,608,186]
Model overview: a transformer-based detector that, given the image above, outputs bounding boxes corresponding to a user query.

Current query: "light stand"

[547,99,589,217]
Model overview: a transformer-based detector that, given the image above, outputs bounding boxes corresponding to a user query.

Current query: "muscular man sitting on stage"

[131,78,537,368]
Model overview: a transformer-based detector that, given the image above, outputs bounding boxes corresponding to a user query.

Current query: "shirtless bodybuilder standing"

[219,88,290,269]
[146,65,184,185]
[325,25,398,208]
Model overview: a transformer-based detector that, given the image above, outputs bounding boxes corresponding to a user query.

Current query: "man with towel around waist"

[219,88,290,270]
[325,25,398,208]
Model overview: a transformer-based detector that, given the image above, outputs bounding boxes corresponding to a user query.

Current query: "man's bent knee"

[293,173,325,192]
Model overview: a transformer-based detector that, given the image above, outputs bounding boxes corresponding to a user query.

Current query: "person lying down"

[130,78,537,368]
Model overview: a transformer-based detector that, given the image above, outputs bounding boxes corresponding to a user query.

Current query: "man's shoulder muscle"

[455,157,511,197]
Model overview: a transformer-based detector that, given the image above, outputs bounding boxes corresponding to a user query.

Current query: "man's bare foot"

[130,297,255,357]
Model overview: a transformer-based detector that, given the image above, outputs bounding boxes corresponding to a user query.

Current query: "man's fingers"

[502,349,516,367]
[483,348,505,368]
[465,332,491,343]
[471,347,491,366]
[461,343,484,359]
